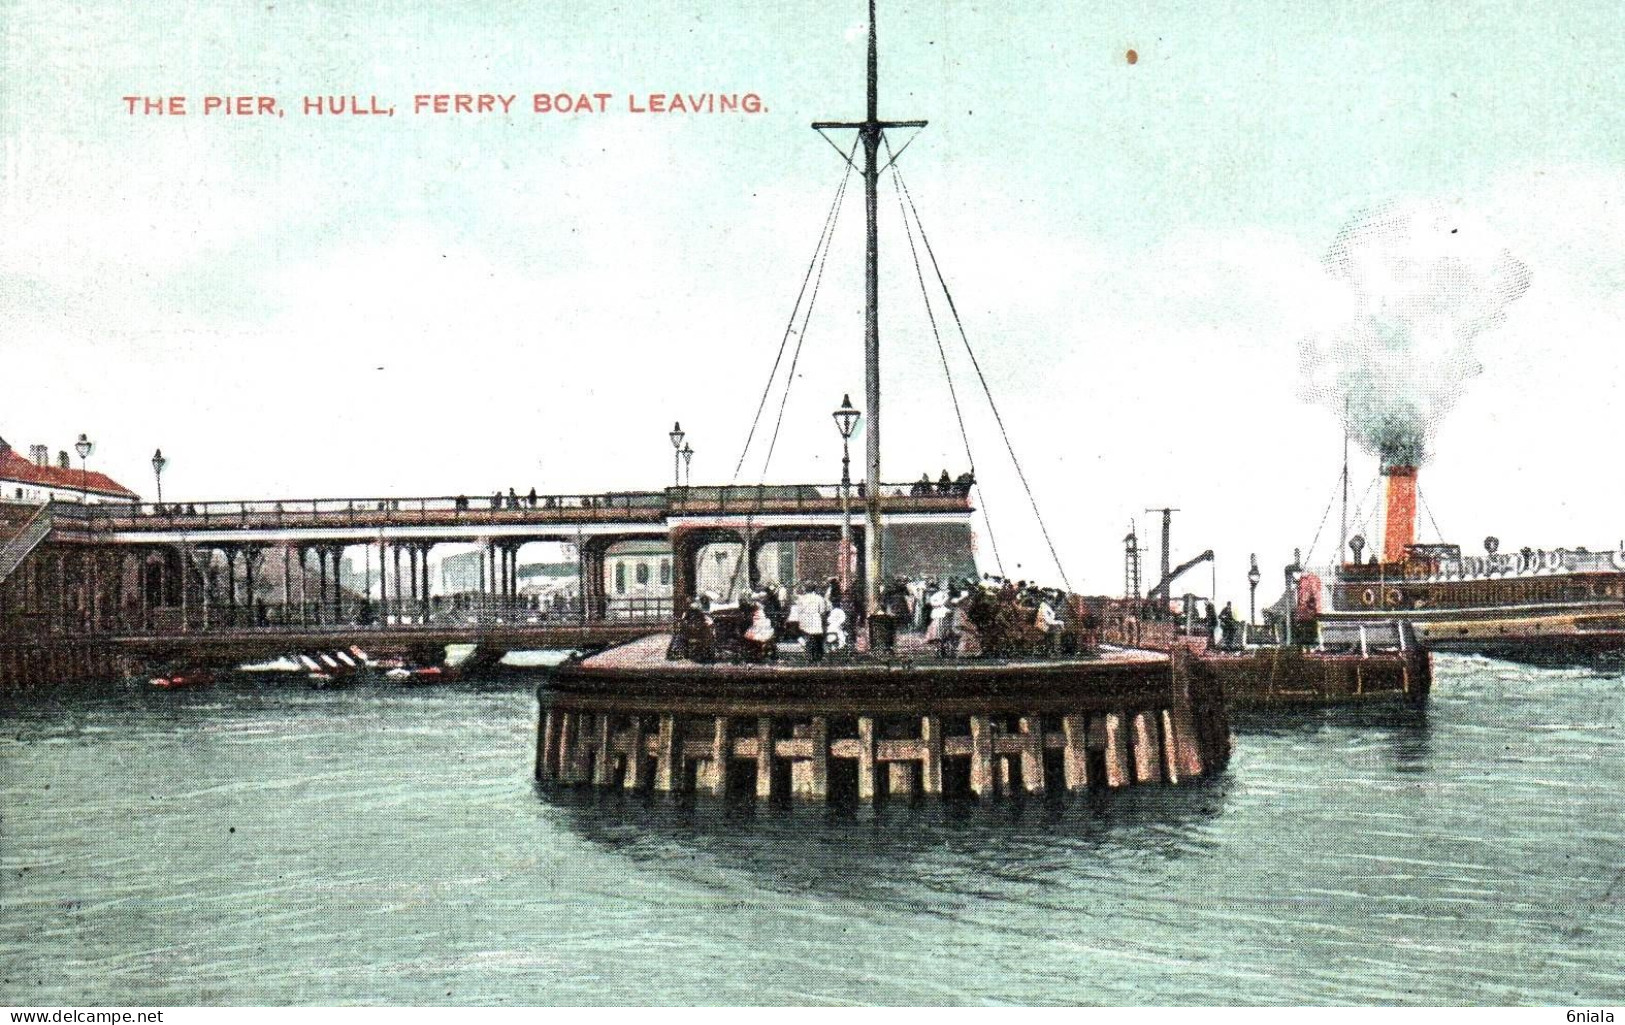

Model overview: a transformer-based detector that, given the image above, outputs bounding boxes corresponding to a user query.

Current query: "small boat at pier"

[149,668,213,690]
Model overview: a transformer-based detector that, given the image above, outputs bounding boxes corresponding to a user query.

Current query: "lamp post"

[832,394,862,599]
[151,449,167,510]
[668,422,685,488]
[74,433,93,503]
[1247,553,1261,626]
[680,442,693,488]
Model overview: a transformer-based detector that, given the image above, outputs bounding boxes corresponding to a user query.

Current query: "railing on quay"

[47,482,975,534]
[1338,546,1625,582]
[109,594,666,633]
[7,594,674,640]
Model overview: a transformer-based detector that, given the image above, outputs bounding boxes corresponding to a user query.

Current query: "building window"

[636,562,650,586]
[615,562,626,594]
[660,559,671,586]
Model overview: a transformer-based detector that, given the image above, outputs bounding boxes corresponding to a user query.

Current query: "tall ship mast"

[811,0,926,622]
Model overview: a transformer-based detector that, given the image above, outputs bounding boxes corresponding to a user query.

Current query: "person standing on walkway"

[792,584,830,663]
[1219,601,1238,649]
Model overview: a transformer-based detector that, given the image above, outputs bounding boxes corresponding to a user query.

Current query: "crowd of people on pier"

[908,470,976,497]
[668,570,1090,665]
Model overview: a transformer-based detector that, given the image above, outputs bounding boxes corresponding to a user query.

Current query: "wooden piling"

[970,716,995,796]
[755,717,775,799]
[1131,710,1163,784]
[592,714,614,786]
[1103,712,1131,788]
[571,713,595,783]
[556,711,580,783]
[655,713,680,792]
[857,716,878,800]
[1061,714,1090,791]
[709,716,731,796]
[1018,714,1046,795]
[1161,708,1182,784]
[921,716,943,795]
[538,707,557,781]
[624,716,649,790]
[1166,648,1207,779]
[807,716,830,799]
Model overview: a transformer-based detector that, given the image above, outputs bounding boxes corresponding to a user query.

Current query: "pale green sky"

[5,0,1624,592]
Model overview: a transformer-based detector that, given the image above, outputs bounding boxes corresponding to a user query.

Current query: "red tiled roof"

[0,448,140,499]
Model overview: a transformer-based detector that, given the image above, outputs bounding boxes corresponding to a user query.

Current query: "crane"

[1145,549,1215,605]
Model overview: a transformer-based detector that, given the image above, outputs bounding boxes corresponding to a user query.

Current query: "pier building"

[0,483,973,688]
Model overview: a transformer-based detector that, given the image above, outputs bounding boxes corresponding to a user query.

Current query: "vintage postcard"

[2,0,1623,1011]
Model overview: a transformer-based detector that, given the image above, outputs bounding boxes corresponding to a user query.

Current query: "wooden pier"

[536,637,1229,799]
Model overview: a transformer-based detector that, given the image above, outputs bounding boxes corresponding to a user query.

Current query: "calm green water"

[2,656,1622,1006]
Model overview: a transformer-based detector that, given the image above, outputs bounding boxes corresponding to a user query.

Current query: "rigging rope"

[758,165,854,481]
[732,137,860,483]
[884,147,1005,577]
[1299,466,1346,568]
[1417,485,1446,544]
[891,162,1071,591]
[1344,475,1380,549]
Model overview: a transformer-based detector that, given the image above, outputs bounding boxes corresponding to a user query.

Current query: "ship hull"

[1320,603,1625,663]
[1198,645,1430,709]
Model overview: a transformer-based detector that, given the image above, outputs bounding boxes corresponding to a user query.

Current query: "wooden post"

[571,714,595,783]
[624,716,649,790]
[1061,714,1089,791]
[921,715,943,795]
[1103,712,1131,788]
[592,714,614,786]
[538,707,557,780]
[1167,647,1207,779]
[805,716,829,799]
[1131,710,1164,784]
[1161,709,1182,784]
[755,717,775,799]
[556,712,580,784]
[710,716,731,796]
[655,713,680,792]
[1018,714,1046,794]
[969,715,995,797]
[857,716,878,800]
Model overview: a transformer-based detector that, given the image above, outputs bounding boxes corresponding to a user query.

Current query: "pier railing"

[1341,545,1625,581]
[108,594,673,635]
[48,482,973,533]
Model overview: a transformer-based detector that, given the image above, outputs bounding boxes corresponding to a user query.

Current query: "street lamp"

[669,421,685,487]
[74,434,93,503]
[151,449,167,510]
[1246,552,1261,626]
[832,394,862,598]
[680,442,693,487]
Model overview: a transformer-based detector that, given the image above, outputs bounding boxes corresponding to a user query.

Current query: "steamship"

[1320,465,1625,661]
